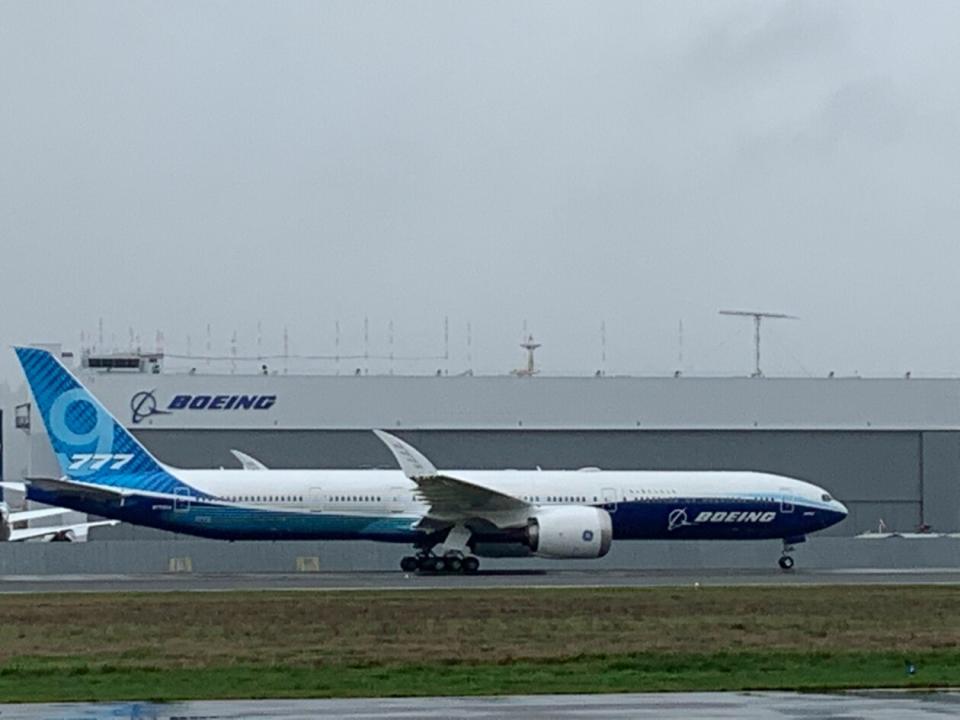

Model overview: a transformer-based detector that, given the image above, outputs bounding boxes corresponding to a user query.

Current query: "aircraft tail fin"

[14,346,194,495]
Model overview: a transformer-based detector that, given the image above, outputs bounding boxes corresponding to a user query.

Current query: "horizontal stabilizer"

[24,476,188,504]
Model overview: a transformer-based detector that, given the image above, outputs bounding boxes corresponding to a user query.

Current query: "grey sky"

[2,1,960,381]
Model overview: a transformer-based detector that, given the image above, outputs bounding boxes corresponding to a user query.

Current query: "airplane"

[0,499,119,542]
[13,346,848,572]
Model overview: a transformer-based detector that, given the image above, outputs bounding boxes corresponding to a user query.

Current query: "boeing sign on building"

[130,390,277,424]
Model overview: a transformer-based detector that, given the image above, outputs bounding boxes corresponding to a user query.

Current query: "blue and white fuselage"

[14,346,848,568]
[25,468,846,543]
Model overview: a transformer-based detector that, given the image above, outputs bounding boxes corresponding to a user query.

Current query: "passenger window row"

[201,495,305,504]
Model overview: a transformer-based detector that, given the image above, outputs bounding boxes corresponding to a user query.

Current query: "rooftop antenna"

[388,319,395,375]
[600,321,607,376]
[97,317,104,353]
[678,319,684,372]
[719,309,798,378]
[363,315,369,375]
[444,315,450,373]
[514,334,541,377]
[466,321,473,371]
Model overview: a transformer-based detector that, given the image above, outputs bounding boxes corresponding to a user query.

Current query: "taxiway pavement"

[1,567,959,593]
[1,691,959,719]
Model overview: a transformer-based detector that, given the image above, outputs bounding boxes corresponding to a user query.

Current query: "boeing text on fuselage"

[668,508,778,531]
[15,346,848,574]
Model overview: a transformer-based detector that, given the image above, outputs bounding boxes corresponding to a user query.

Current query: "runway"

[1,567,959,593]
[2,692,960,719]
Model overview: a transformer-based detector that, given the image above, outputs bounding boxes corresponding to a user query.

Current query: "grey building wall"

[921,432,960,531]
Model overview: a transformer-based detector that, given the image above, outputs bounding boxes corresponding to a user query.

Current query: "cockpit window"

[821,493,832,502]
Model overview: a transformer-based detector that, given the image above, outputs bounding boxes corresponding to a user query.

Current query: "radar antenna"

[719,310,797,377]
[514,334,541,377]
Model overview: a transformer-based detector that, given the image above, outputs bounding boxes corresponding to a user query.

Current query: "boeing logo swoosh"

[130,390,172,424]
[667,508,694,532]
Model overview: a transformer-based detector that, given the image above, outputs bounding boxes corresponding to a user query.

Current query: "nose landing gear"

[778,538,798,571]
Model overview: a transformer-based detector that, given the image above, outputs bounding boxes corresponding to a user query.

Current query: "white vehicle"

[14,346,847,571]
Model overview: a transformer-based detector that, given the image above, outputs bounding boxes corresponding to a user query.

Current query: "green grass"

[0,652,956,702]
[0,586,957,701]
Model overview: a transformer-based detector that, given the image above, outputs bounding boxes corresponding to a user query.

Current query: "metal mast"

[515,335,541,376]
[719,310,797,377]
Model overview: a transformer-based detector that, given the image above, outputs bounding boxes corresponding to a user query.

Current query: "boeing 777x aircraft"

[14,346,847,572]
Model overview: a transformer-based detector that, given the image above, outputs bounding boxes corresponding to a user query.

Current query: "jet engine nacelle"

[526,506,613,559]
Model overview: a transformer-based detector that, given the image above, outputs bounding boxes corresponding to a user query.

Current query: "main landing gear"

[400,552,480,574]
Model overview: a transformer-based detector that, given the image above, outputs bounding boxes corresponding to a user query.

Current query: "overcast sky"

[2,1,960,382]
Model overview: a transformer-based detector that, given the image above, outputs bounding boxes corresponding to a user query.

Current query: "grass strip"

[0,651,957,702]
[0,585,957,701]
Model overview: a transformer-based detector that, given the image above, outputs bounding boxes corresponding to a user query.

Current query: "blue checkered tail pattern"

[14,346,196,495]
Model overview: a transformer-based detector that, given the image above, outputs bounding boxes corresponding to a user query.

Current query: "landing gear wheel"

[447,557,462,573]
[400,556,419,572]
[778,555,795,571]
[417,556,435,572]
[432,557,447,573]
[462,556,480,574]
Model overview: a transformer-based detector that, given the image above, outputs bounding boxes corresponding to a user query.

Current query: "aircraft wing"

[412,473,529,515]
[230,449,268,470]
[8,519,119,542]
[373,430,529,519]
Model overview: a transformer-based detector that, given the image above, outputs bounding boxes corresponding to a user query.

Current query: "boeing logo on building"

[131,391,277,424]
[130,390,172,424]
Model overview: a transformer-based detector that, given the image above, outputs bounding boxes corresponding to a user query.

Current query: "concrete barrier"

[0,537,956,575]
